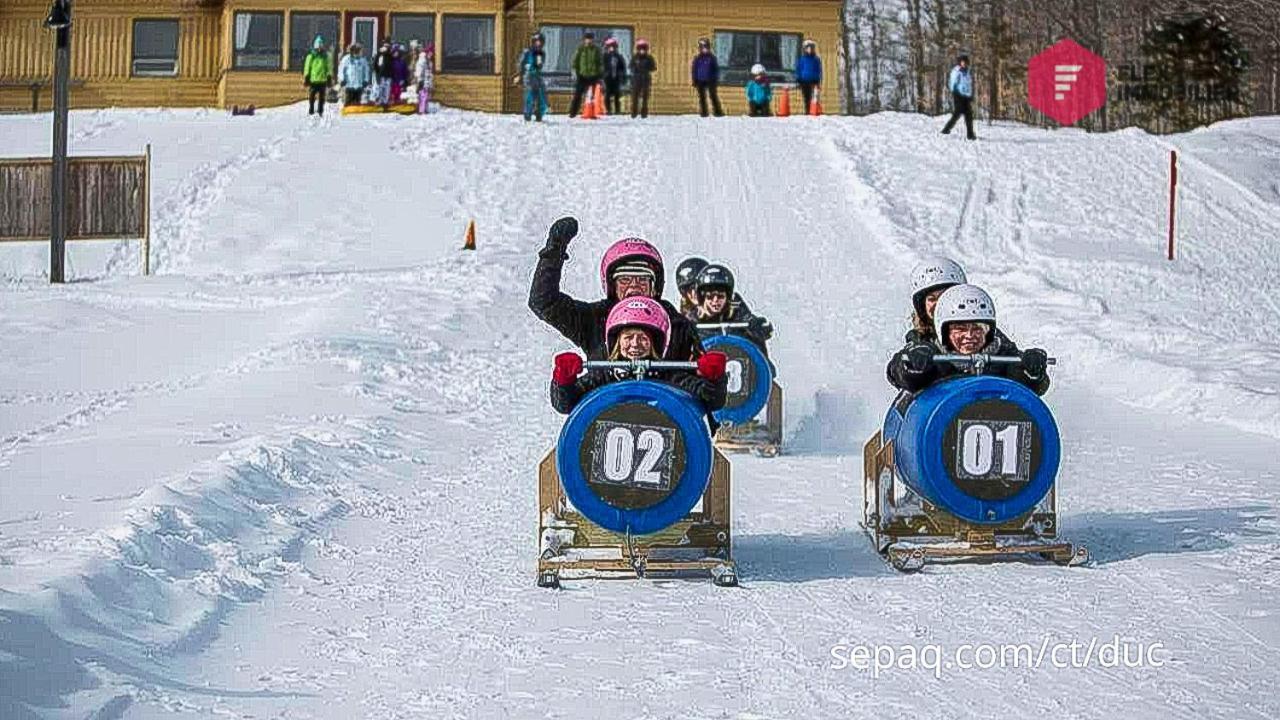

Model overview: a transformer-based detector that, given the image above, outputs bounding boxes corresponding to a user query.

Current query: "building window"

[538,25,633,92]
[233,12,283,70]
[714,30,802,85]
[289,13,339,71]
[390,14,435,51]
[441,16,494,74]
[132,19,179,77]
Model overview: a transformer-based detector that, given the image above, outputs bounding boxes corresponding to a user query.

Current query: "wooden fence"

[0,147,150,275]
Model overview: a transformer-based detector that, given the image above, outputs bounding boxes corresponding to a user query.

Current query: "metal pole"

[1167,149,1177,261]
[49,5,71,284]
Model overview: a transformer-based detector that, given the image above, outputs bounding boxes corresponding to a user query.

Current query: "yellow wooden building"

[0,1,844,115]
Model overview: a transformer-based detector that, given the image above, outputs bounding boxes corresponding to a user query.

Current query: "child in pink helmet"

[529,216,705,361]
[550,297,728,415]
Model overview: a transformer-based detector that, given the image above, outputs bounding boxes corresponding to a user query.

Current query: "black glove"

[748,316,773,340]
[547,216,578,248]
[904,343,935,373]
[1022,348,1048,377]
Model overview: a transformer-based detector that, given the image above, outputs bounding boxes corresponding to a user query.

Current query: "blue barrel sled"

[537,363,739,588]
[863,368,1088,571]
[700,333,784,456]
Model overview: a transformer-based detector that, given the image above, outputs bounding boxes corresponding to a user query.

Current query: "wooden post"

[1167,149,1177,261]
[143,144,152,275]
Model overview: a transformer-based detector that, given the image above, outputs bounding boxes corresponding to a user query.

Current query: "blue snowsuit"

[520,47,548,121]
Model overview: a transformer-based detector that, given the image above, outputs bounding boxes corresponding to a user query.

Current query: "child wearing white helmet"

[887,284,1050,395]
[550,297,728,415]
[746,64,772,117]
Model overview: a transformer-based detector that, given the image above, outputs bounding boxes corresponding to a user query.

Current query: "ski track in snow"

[0,108,1278,719]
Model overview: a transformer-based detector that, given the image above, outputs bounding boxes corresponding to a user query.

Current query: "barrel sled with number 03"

[883,375,1058,523]
[555,380,714,534]
[702,335,773,426]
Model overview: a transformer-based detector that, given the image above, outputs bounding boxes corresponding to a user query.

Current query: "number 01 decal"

[954,419,1033,482]
[590,420,677,490]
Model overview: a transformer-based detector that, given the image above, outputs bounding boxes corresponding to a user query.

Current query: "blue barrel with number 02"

[702,335,773,425]
[557,380,714,534]
[882,376,1060,525]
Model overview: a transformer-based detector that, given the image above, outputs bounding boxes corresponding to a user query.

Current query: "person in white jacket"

[337,44,372,106]
[414,45,435,114]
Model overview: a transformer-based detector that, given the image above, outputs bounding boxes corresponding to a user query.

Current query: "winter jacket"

[338,54,372,89]
[691,52,719,83]
[302,51,332,84]
[572,44,604,79]
[551,368,727,416]
[374,50,393,79]
[746,78,772,105]
[414,54,434,88]
[796,54,822,83]
[529,240,705,362]
[886,333,1049,395]
[603,52,628,83]
[689,301,773,356]
[631,54,657,84]
[390,55,410,84]
[949,65,973,98]
[519,48,545,81]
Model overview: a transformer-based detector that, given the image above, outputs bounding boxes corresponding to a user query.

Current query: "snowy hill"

[1,107,1278,719]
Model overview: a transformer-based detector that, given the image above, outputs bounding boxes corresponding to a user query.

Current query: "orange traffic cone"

[809,87,823,116]
[581,86,596,119]
[777,87,791,117]
[463,219,476,250]
[594,82,607,117]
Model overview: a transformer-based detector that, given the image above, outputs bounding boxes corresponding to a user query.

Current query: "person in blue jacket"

[795,40,822,112]
[516,33,548,122]
[691,38,724,117]
[746,64,772,116]
[942,53,976,140]
[337,43,372,106]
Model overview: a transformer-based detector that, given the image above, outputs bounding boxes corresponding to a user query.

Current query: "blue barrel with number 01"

[557,380,714,534]
[882,376,1060,525]
[702,335,773,425]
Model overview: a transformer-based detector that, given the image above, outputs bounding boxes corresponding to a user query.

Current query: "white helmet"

[933,284,996,347]
[751,63,766,76]
[910,256,967,318]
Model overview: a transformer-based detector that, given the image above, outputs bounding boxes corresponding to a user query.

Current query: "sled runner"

[699,325,783,457]
[863,355,1088,571]
[538,360,738,588]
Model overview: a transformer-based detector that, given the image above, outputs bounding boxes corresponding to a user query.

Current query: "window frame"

[712,28,804,86]
[287,11,340,71]
[231,11,285,72]
[389,12,437,52]
[536,24,635,93]
[439,14,496,75]
[131,18,181,78]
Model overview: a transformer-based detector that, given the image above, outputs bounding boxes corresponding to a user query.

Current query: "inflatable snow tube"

[702,335,773,425]
[557,380,713,535]
[882,375,1060,525]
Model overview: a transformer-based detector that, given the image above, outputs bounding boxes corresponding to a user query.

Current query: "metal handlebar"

[696,322,750,330]
[934,353,1057,368]
[584,359,698,380]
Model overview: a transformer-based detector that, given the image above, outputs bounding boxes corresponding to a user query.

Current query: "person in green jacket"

[569,32,603,118]
[303,36,333,116]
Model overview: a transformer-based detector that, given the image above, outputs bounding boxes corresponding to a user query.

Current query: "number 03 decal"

[725,360,744,394]
[956,420,1032,481]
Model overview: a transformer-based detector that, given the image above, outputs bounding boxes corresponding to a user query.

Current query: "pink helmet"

[605,296,671,356]
[600,237,664,299]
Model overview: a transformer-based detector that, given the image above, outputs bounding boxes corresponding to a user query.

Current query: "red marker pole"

[1167,150,1177,261]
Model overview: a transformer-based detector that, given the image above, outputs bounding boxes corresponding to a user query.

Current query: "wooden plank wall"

[0,156,147,241]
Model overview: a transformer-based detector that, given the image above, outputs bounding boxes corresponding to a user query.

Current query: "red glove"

[697,351,727,381]
[552,352,583,386]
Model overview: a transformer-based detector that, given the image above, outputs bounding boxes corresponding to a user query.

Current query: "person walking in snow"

[887,284,1049,395]
[373,42,393,109]
[629,39,656,119]
[795,40,823,112]
[746,64,772,117]
[691,38,724,117]
[941,53,977,140]
[549,297,728,416]
[529,216,705,362]
[602,37,628,116]
[302,36,333,116]
[517,33,548,122]
[389,44,410,105]
[569,32,604,118]
[338,43,371,106]
[414,44,434,114]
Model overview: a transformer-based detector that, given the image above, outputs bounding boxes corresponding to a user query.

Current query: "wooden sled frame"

[714,381,783,457]
[862,431,1089,572]
[537,447,737,587]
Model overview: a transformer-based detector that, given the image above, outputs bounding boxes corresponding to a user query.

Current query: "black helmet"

[695,263,735,298]
[957,53,970,64]
[676,257,709,293]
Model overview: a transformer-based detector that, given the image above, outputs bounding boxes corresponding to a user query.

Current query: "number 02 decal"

[593,422,675,489]
[955,420,1032,481]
